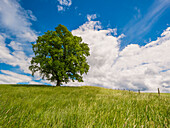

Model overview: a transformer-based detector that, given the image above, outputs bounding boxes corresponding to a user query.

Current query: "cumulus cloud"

[57,5,64,11]
[8,41,23,51]
[0,34,32,73]
[69,20,170,92]
[0,70,44,85]
[87,14,97,21]
[0,0,169,92]
[0,0,40,83]
[0,0,38,74]
[0,0,37,42]
[0,70,32,84]
[57,0,72,12]
[58,0,72,6]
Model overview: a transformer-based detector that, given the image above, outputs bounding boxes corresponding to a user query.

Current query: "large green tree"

[29,24,90,86]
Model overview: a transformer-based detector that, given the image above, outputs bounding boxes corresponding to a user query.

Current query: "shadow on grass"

[1,84,81,89]
[5,84,54,88]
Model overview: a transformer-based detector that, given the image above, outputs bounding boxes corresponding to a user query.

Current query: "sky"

[0,0,170,92]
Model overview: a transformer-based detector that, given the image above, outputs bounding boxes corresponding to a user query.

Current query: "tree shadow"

[8,84,80,88]
[9,84,54,88]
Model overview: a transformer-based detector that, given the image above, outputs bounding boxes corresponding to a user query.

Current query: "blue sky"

[20,0,170,46]
[0,0,170,92]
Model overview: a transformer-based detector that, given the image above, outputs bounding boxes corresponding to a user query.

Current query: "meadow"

[0,84,169,128]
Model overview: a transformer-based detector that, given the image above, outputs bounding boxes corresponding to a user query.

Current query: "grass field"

[0,84,169,128]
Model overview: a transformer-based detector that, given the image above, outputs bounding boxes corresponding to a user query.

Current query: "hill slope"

[0,84,169,127]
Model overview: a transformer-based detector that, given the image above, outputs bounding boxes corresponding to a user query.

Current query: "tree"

[29,24,90,86]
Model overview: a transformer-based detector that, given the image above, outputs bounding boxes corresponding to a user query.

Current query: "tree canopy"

[29,24,90,86]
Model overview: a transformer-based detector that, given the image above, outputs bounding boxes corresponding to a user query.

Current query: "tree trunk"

[56,80,61,86]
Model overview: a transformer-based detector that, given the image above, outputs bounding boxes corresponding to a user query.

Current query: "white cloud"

[0,0,38,74]
[0,34,32,74]
[70,20,170,92]
[0,0,44,85]
[29,81,43,85]
[57,0,72,12]
[87,14,97,21]
[0,70,43,85]
[76,20,102,31]
[8,41,23,50]
[58,0,72,6]
[26,10,37,21]
[57,5,64,11]
[0,0,37,42]
[0,70,32,84]
[123,0,170,45]
[0,69,45,85]
[0,0,169,92]
[109,28,117,36]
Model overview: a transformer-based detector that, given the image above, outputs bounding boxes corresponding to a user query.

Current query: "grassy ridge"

[0,84,169,128]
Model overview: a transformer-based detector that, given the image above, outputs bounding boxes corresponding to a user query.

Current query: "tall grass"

[0,85,169,127]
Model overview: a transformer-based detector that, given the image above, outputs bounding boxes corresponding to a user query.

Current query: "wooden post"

[158,88,160,96]
[138,90,140,94]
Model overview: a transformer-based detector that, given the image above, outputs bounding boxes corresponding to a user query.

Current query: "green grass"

[0,84,169,128]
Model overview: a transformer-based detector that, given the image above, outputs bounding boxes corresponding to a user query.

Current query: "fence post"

[158,88,160,96]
